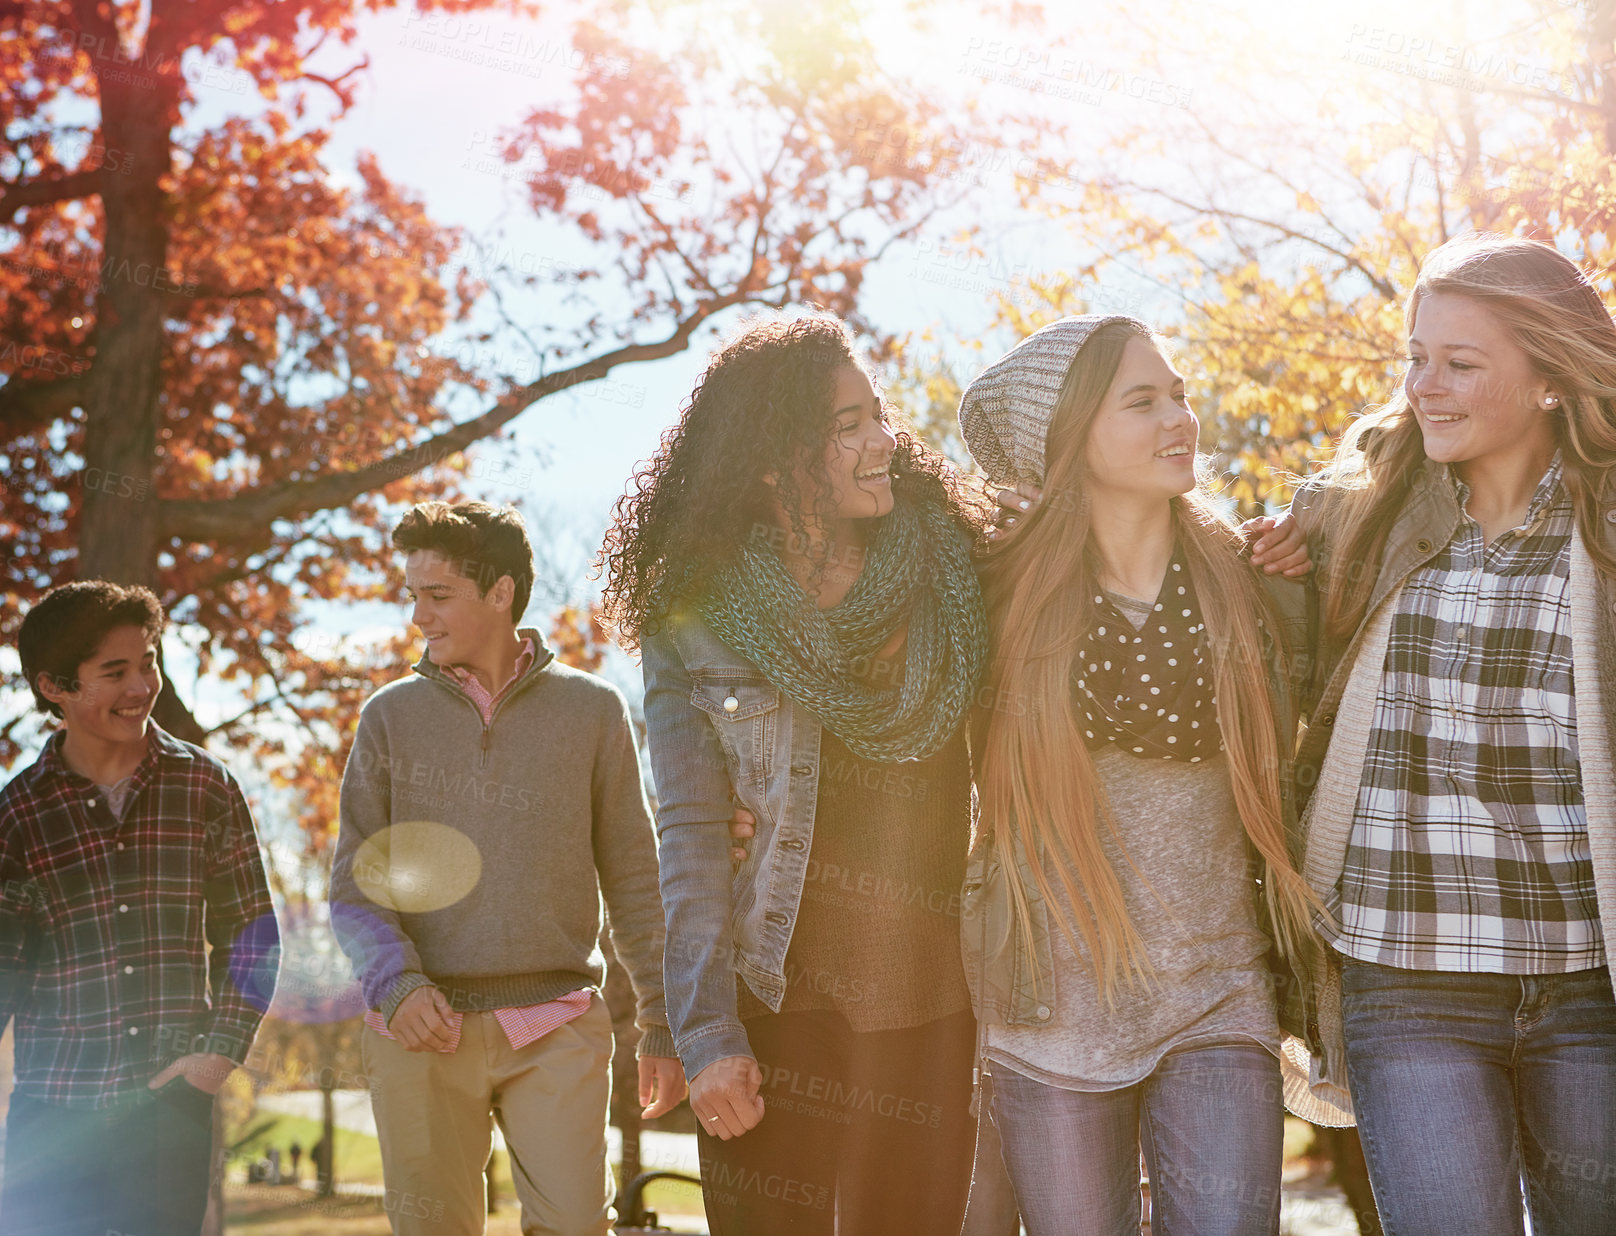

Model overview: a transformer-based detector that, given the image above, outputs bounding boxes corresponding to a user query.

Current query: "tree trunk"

[74,43,179,587]
[319,1081,336,1198]
[1320,1126,1383,1236]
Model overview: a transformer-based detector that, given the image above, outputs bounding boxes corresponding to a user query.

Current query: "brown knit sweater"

[739,726,973,1031]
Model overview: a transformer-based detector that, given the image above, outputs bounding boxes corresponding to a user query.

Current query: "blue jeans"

[0,1084,214,1235]
[989,1042,1283,1235]
[1341,959,1616,1236]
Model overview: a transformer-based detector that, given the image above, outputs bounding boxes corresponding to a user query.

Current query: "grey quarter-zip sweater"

[330,629,674,1057]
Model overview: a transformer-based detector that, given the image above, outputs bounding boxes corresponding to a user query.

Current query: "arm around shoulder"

[1284,479,1342,552]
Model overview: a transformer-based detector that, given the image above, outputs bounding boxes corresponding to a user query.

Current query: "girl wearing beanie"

[960,316,1343,1235]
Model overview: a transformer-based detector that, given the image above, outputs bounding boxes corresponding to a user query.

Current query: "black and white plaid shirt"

[1324,454,1603,973]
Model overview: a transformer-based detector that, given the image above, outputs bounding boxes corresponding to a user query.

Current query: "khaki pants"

[363,999,615,1236]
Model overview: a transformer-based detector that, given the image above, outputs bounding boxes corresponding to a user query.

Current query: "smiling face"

[1082,336,1199,503]
[816,364,898,522]
[1405,291,1560,469]
[38,624,162,750]
[403,549,516,669]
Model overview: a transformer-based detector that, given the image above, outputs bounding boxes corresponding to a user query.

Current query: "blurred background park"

[6,0,1616,1230]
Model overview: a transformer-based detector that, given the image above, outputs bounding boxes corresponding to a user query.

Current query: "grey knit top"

[984,593,1279,1089]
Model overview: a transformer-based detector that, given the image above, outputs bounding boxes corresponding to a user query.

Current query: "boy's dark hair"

[391,501,535,622]
[18,581,166,718]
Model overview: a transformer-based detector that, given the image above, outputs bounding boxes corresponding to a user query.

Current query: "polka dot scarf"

[1073,549,1222,763]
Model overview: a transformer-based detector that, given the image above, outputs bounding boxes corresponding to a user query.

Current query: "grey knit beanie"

[958,314,1148,487]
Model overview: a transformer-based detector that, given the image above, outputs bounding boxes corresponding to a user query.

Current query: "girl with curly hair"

[601,312,988,1234]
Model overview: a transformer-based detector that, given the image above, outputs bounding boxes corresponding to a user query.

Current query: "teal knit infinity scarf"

[700,495,987,763]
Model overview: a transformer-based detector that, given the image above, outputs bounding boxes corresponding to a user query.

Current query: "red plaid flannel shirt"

[0,726,279,1108]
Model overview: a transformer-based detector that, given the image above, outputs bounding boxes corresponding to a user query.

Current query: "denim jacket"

[641,611,836,1081]
[960,573,1315,1030]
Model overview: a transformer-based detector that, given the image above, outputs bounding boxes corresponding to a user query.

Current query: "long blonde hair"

[1320,233,1616,640]
[975,322,1320,998]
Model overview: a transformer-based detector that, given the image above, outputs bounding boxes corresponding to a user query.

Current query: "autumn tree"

[996,0,1616,514]
[0,0,1031,841]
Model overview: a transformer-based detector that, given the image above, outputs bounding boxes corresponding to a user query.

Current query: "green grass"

[225,1113,390,1189]
[226,1109,635,1200]
[226,1188,530,1234]
[1283,1116,1320,1164]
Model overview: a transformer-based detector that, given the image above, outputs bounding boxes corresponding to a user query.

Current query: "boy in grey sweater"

[331,501,682,1235]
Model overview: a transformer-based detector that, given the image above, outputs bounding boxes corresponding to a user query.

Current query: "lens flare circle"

[352,820,481,913]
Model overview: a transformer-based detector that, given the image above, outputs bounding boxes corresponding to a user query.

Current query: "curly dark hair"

[600,312,985,648]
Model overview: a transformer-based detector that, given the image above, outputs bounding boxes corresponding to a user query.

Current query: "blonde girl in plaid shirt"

[1281,234,1616,1236]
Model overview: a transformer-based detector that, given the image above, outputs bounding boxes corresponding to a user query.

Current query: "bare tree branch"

[0,169,103,223]
[1114,181,1399,301]
[301,55,371,113]
[160,295,760,542]
[0,372,89,439]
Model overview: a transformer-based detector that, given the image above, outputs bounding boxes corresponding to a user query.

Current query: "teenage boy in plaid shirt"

[0,581,280,1236]
[331,501,683,1236]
